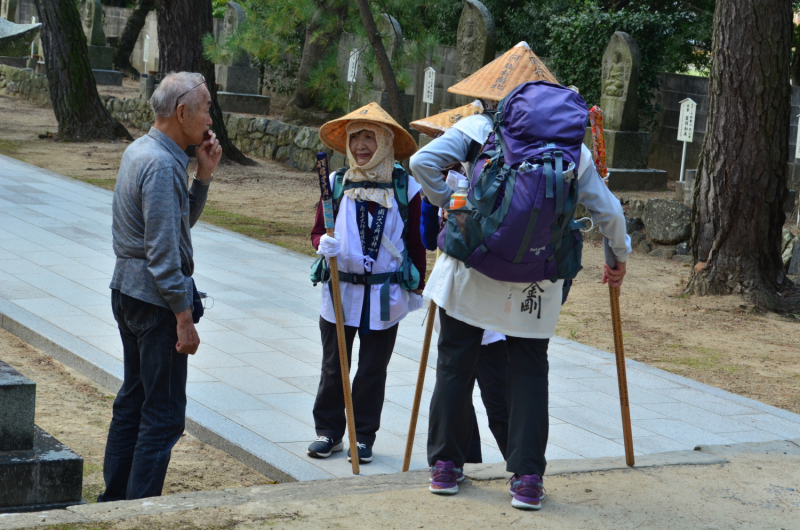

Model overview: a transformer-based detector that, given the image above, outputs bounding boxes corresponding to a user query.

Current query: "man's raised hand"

[196,130,222,180]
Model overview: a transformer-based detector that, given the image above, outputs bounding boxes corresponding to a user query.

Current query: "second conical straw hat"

[448,41,558,101]
[409,100,484,139]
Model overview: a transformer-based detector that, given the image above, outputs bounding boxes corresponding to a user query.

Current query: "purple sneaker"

[428,460,465,495]
[508,474,544,510]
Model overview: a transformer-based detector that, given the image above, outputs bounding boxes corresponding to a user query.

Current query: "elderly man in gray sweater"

[98,72,222,502]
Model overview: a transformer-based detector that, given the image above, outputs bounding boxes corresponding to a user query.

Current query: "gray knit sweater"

[110,128,209,314]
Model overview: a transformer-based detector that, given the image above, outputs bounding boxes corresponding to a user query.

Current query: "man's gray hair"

[150,71,205,119]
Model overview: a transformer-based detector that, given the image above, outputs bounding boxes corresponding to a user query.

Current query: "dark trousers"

[314,317,398,446]
[428,308,549,477]
[98,290,187,502]
[466,339,509,463]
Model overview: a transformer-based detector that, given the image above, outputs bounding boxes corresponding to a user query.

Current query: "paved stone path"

[1,154,799,481]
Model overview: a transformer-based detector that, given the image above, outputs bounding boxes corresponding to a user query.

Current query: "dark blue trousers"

[98,290,187,502]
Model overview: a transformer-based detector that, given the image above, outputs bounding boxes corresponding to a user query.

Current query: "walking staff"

[589,106,635,467]
[316,152,359,475]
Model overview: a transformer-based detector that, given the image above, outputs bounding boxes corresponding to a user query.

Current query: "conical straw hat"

[409,100,484,139]
[318,102,418,160]
[447,41,558,101]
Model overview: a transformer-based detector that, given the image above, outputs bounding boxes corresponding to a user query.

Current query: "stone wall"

[97,93,343,173]
[0,64,48,105]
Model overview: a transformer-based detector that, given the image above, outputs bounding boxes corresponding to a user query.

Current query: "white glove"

[408,292,424,312]
[317,232,341,258]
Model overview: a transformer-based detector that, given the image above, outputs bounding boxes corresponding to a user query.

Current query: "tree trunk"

[155,0,253,165]
[290,2,346,110]
[354,0,404,123]
[690,0,799,311]
[792,24,800,85]
[113,0,154,80]
[33,0,131,141]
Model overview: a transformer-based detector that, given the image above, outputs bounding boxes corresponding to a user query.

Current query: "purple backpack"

[438,81,589,283]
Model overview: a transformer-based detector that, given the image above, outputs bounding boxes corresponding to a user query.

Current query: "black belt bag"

[191,277,204,324]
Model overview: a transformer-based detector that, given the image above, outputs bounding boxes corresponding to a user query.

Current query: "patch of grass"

[71,176,117,191]
[657,344,741,373]
[201,204,315,257]
[0,138,20,157]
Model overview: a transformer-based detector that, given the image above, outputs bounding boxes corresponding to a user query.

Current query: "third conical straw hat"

[409,100,484,139]
[448,41,558,101]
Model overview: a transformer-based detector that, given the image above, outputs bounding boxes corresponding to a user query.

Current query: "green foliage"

[212,0,227,19]
[547,2,709,128]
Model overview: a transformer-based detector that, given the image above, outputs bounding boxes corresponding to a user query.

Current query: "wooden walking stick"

[316,152,359,475]
[589,107,635,467]
[402,261,439,472]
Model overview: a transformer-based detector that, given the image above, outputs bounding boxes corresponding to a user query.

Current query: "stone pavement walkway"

[1,154,800,482]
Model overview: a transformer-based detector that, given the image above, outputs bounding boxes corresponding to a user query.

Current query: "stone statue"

[377,14,402,61]
[224,1,250,67]
[456,0,495,80]
[600,31,641,131]
[81,0,106,47]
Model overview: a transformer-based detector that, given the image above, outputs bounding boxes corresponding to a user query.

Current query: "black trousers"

[313,317,398,446]
[428,308,549,477]
[466,339,509,463]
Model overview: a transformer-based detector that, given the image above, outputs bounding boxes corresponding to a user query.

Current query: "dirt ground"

[0,329,273,504]
[24,451,800,530]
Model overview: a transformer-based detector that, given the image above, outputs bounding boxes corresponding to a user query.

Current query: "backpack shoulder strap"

[392,163,409,212]
[331,167,347,218]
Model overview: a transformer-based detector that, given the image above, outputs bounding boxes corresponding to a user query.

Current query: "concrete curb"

[0,298,331,484]
[3,439,799,529]
[464,449,728,481]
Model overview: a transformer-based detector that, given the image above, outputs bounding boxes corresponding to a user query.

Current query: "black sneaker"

[347,442,373,463]
[307,436,343,458]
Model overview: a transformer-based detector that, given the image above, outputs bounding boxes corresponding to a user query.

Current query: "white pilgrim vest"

[320,174,422,330]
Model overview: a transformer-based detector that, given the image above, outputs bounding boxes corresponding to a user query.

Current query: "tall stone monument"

[456,0,495,81]
[216,1,258,94]
[81,0,121,85]
[0,360,83,512]
[597,32,666,190]
[215,1,270,114]
[377,13,402,62]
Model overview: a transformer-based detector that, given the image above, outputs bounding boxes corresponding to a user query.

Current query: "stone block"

[0,425,83,512]
[254,117,269,132]
[278,124,300,145]
[92,69,122,86]
[293,149,317,172]
[788,239,800,275]
[293,126,317,150]
[86,45,113,70]
[643,199,691,245]
[0,360,35,452]
[607,168,668,191]
[227,114,240,139]
[625,216,644,234]
[650,248,676,259]
[217,92,270,116]
[0,56,27,68]
[604,130,650,169]
[215,65,259,94]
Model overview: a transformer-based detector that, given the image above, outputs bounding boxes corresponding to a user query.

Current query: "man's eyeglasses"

[174,76,207,110]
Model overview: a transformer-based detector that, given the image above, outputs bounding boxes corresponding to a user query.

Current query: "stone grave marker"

[0,360,83,512]
[456,0,495,82]
[215,1,269,114]
[597,31,667,191]
[600,31,640,132]
[81,0,121,85]
[377,13,402,61]
[216,1,259,94]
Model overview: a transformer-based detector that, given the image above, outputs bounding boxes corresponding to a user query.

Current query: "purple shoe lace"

[430,460,462,490]
[509,474,544,503]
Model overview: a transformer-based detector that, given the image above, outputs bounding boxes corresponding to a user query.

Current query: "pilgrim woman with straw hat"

[410,101,511,466]
[308,102,426,464]
[410,42,631,510]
